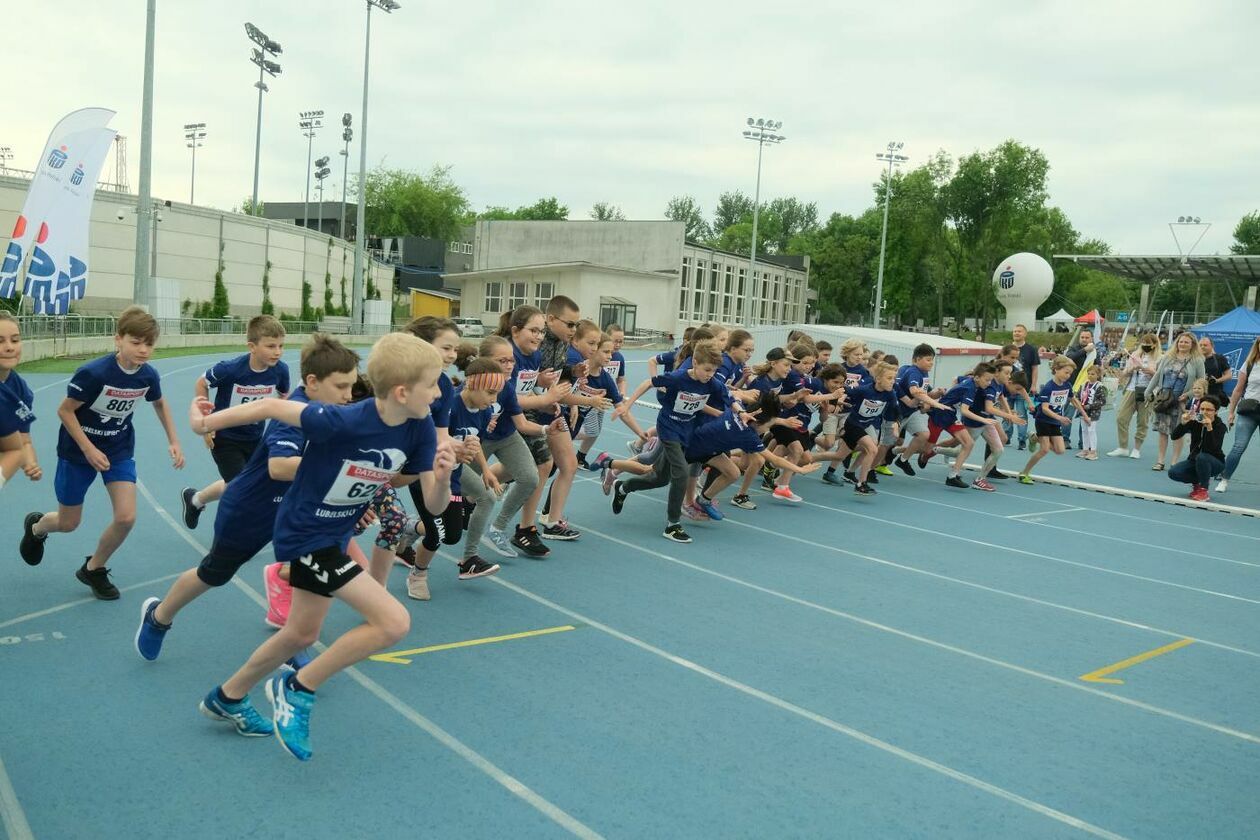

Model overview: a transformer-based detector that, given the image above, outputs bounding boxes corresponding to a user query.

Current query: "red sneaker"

[264,562,292,629]
[1189,486,1210,502]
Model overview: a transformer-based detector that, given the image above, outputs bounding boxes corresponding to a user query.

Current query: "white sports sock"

[192,491,205,510]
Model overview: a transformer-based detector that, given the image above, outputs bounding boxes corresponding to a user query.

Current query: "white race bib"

[859,398,886,418]
[90,385,149,422]
[675,391,706,416]
[322,460,393,506]
[515,369,539,395]
[603,363,621,381]
[230,383,278,407]
[1048,388,1069,410]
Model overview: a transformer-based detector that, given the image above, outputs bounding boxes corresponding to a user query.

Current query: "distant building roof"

[1054,254,1260,283]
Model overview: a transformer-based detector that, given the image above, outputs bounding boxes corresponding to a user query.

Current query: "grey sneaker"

[406,567,431,601]
[482,527,518,558]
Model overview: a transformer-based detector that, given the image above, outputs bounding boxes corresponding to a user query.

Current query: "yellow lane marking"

[1079,638,1195,684]
[370,625,577,664]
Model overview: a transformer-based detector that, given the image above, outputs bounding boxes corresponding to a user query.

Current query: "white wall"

[473,220,684,273]
[0,175,391,316]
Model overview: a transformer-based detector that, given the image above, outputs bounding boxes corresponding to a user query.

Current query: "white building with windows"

[443,220,811,338]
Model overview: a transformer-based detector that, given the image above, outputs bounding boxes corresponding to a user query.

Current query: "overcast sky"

[6,0,1258,255]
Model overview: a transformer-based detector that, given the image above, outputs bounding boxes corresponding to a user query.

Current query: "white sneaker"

[1106,447,1129,457]
[1215,479,1228,493]
[1128,449,1142,459]
[406,567,430,601]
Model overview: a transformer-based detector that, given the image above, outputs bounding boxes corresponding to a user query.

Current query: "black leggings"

[408,484,464,552]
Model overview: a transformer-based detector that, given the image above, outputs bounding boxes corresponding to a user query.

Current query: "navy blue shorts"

[54,457,137,507]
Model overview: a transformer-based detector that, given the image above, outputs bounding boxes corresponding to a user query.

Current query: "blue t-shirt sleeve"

[599,371,623,405]
[145,366,163,402]
[650,373,672,389]
[265,420,304,458]
[204,359,235,389]
[615,354,626,379]
[402,418,437,474]
[66,363,103,406]
[298,401,345,443]
[431,376,454,429]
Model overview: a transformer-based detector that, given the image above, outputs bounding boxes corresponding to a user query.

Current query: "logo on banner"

[70,164,85,186]
[46,146,68,169]
[999,268,1015,289]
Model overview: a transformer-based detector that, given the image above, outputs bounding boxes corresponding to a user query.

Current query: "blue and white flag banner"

[0,107,117,315]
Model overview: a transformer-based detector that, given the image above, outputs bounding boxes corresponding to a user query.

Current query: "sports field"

[1,349,1257,840]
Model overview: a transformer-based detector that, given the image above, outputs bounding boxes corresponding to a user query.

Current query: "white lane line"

[134,480,603,840]
[1006,507,1088,519]
[479,573,1130,840]
[0,749,35,840]
[612,490,1260,658]
[774,490,1260,606]
[0,573,181,631]
[563,517,1260,746]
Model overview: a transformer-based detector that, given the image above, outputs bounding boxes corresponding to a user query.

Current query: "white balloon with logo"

[993,252,1055,330]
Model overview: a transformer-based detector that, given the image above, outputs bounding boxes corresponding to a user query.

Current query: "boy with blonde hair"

[188,331,456,760]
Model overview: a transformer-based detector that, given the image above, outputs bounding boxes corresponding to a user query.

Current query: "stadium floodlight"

[299,111,324,231]
[872,141,911,329]
[183,122,206,204]
[247,23,282,211]
[740,116,787,325]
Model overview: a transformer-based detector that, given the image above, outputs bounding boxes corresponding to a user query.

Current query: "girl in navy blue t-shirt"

[0,313,40,493]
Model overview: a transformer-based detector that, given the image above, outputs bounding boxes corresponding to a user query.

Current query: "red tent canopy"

[1074,309,1104,324]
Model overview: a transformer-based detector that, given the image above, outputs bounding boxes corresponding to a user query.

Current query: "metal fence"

[16,314,391,340]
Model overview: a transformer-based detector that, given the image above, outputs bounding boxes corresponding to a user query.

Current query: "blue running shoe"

[821,471,842,485]
[199,688,273,737]
[694,496,723,521]
[281,648,315,674]
[135,597,170,661]
[265,675,314,761]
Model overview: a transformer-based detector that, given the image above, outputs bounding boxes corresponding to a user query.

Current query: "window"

[484,281,503,314]
[724,265,733,295]
[534,282,554,309]
[682,257,691,285]
[449,241,461,253]
[463,242,473,254]
[679,286,688,318]
[509,281,528,310]
[709,289,718,318]
[695,261,706,290]
[693,289,703,318]
[737,267,746,298]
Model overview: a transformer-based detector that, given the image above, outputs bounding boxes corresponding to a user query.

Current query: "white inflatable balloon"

[993,253,1055,330]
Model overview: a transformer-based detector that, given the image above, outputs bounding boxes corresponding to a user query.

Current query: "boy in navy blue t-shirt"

[0,312,41,491]
[189,332,456,761]
[181,315,289,529]
[134,335,360,673]
[20,307,184,600]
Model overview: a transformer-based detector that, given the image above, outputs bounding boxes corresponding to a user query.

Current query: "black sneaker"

[988,469,1010,480]
[1017,442,1026,451]
[760,476,777,492]
[894,457,916,477]
[20,512,46,566]
[945,475,968,489]
[917,453,931,469]
[663,524,692,544]
[181,488,202,530]
[731,494,757,510]
[541,520,580,541]
[511,526,550,558]
[842,470,858,485]
[612,481,628,515]
[864,472,879,485]
[575,451,589,470]
[76,559,120,600]
[854,483,876,496]
[457,555,501,580]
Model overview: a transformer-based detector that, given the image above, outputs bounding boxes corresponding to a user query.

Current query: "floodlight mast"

[246,22,282,213]
[741,117,785,326]
[872,141,909,329]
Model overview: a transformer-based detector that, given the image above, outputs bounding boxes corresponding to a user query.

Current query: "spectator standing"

[1199,336,1233,404]
[1008,324,1039,450]
[1064,329,1096,449]
[1109,333,1160,458]
[1145,331,1205,471]
[1217,336,1260,494]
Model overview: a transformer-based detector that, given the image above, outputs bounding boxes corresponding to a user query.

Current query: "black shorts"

[288,545,363,598]
[196,536,267,587]
[841,423,872,451]
[211,436,259,482]
[409,484,464,551]
[1034,421,1063,438]
[770,424,812,449]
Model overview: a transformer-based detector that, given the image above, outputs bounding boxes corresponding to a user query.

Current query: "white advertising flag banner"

[0,107,117,313]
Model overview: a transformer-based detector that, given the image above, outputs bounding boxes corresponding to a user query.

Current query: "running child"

[613,340,725,543]
[181,315,288,529]
[20,307,185,599]
[647,326,694,378]
[576,322,628,467]
[134,334,359,662]
[189,331,457,761]
[819,338,872,484]
[0,312,41,492]
[1019,355,1084,484]
[925,363,998,488]
[835,361,899,495]
[969,360,1025,491]
[889,343,949,477]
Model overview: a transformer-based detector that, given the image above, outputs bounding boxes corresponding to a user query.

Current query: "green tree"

[260,260,274,315]
[766,197,820,254]
[238,197,264,217]
[475,197,569,221]
[360,164,470,240]
[300,279,314,322]
[589,202,626,221]
[713,191,753,233]
[664,195,712,242]
[1231,211,1260,254]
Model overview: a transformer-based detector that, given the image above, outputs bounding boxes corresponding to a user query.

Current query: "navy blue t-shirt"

[482,379,523,443]
[271,399,437,560]
[929,377,978,428]
[843,363,871,390]
[213,387,309,549]
[677,352,741,409]
[0,371,36,437]
[894,364,929,419]
[650,368,723,445]
[608,350,627,383]
[1034,379,1073,423]
[844,382,898,429]
[430,372,456,431]
[963,380,1000,428]
[204,354,290,442]
[685,409,767,462]
[58,354,162,464]
[654,347,680,373]
[447,390,495,496]
[568,353,624,432]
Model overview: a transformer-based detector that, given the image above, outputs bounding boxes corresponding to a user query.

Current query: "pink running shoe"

[264,562,292,629]
[601,466,617,496]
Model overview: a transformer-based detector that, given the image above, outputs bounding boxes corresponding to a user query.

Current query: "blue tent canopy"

[1196,306,1260,394]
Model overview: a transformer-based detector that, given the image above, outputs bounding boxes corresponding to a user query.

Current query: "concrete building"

[445,220,811,337]
[0,175,390,317]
